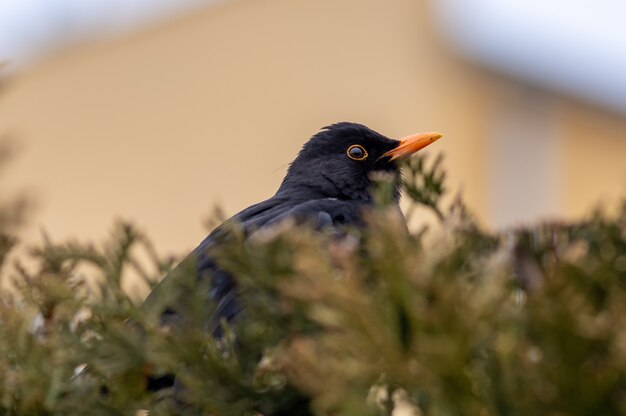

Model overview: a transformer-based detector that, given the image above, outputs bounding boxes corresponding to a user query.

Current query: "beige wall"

[561,104,626,218]
[0,0,624,259]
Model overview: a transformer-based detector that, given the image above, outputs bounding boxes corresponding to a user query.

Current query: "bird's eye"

[347,144,368,161]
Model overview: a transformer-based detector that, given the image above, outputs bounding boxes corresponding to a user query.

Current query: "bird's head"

[276,122,442,201]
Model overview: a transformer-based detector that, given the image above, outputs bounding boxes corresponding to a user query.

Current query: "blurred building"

[0,0,624,258]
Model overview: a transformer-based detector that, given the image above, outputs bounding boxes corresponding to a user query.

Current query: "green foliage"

[0,153,625,415]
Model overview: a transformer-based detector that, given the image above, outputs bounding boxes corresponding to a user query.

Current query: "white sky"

[434,0,626,112]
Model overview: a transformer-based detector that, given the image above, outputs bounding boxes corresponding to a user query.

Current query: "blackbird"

[144,122,441,330]
[141,122,441,392]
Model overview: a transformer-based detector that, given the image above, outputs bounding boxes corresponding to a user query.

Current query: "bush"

[0,153,625,416]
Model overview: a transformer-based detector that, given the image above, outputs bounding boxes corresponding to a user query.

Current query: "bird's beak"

[382,132,443,161]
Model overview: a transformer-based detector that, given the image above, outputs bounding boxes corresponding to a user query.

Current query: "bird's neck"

[276,174,373,202]
[274,181,344,201]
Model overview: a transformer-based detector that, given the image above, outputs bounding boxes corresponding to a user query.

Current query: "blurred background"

[0,0,625,257]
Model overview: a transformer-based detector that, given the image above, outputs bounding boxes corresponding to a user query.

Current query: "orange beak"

[382,132,443,161]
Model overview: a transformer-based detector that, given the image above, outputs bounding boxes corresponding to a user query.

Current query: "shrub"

[0,154,624,416]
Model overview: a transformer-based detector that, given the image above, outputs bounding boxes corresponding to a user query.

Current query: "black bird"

[143,122,441,337]
[143,123,441,339]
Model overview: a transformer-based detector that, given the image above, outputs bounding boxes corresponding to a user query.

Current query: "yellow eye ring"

[347,144,368,161]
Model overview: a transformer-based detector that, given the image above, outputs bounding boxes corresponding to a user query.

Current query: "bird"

[141,122,441,392]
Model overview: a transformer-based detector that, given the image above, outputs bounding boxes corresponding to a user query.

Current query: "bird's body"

[141,122,441,399]
[143,122,442,335]
[145,122,441,336]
